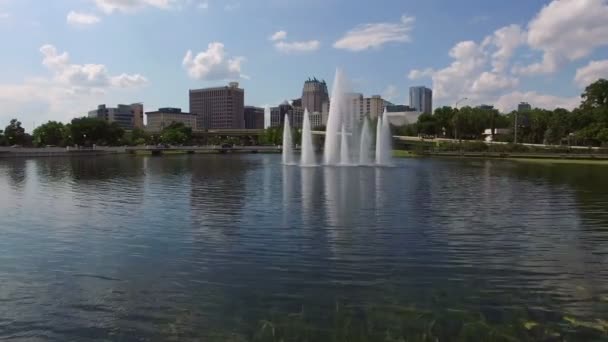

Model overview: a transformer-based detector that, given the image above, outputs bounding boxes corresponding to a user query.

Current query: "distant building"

[309,112,323,129]
[132,103,144,129]
[88,103,141,130]
[351,94,385,121]
[301,78,329,113]
[386,105,416,113]
[270,101,306,128]
[477,104,494,110]
[189,82,245,129]
[270,101,292,128]
[244,106,265,129]
[409,86,433,114]
[518,102,532,112]
[145,108,197,132]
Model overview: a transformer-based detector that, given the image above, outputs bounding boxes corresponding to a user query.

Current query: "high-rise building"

[145,107,197,132]
[518,102,532,112]
[301,77,329,113]
[189,82,245,130]
[244,106,265,129]
[409,86,433,114]
[270,101,305,128]
[132,103,144,129]
[88,103,142,130]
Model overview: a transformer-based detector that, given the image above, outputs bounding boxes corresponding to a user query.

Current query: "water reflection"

[1,155,608,340]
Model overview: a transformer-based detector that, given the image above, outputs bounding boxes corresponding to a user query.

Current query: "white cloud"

[0,45,148,129]
[383,85,400,102]
[0,12,9,20]
[470,72,519,94]
[40,44,147,90]
[275,40,320,54]
[94,0,179,13]
[334,15,415,51]
[111,73,148,88]
[420,40,487,101]
[269,30,287,42]
[408,68,434,80]
[197,0,208,10]
[487,24,526,73]
[495,91,579,112]
[517,0,608,75]
[224,2,240,11]
[269,31,320,54]
[574,59,608,87]
[182,42,245,80]
[67,11,101,26]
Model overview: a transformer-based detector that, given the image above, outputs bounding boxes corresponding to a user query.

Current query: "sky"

[1,0,608,131]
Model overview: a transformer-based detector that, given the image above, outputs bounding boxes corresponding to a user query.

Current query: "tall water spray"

[375,116,383,163]
[264,106,271,129]
[282,115,294,165]
[323,69,348,165]
[340,124,351,165]
[300,109,316,166]
[376,110,393,165]
[359,117,372,165]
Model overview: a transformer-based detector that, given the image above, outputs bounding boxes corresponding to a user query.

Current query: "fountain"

[339,124,351,166]
[359,117,372,165]
[282,115,294,165]
[300,109,316,166]
[264,106,271,129]
[323,69,350,165]
[280,68,392,167]
[375,110,393,166]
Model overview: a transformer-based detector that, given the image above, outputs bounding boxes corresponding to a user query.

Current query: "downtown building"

[88,103,144,130]
[145,107,197,132]
[349,94,385,121]
[409,86,433,114]
[244,106,265,129]
[189,82,245,130]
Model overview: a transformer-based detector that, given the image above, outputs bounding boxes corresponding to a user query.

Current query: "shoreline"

[400,151,608,165]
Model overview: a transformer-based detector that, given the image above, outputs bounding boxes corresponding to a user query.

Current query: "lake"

[1,154,608,341]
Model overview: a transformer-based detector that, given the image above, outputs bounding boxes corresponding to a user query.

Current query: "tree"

[160,122,192,145]
[32,121,66,147]
[4,119,26,145]
[581,78,608,109]
[416,113,437,136]
[69,117,126,146]
[433,106,457,137]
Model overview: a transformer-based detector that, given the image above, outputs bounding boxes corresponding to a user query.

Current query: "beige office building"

[351,94,385,121]
[145,108,197,132]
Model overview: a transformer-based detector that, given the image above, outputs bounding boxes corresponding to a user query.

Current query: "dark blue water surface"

[1,154,608,341]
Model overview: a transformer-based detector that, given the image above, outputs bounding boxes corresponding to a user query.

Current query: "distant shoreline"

[404,151,608,165]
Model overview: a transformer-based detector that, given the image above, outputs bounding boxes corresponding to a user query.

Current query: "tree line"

[0,117,194,147]
[400,79,608,146]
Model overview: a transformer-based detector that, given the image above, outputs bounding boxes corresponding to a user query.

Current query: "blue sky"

[1,0,608,131]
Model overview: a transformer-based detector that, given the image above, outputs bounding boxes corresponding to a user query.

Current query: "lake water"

[1,154,608,341]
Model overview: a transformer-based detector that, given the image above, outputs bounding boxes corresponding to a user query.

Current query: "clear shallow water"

[1,155,608,341]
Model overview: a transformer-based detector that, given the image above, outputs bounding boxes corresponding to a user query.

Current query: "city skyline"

[1,0,608,132]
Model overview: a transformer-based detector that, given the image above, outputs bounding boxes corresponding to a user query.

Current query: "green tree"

[416,113,437,136]
[32,121,66,147]
[4,119,26,145]
[433,106,457,137]
[69,117,125,146]
[160,122,192,145]
[581,78,608,109]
